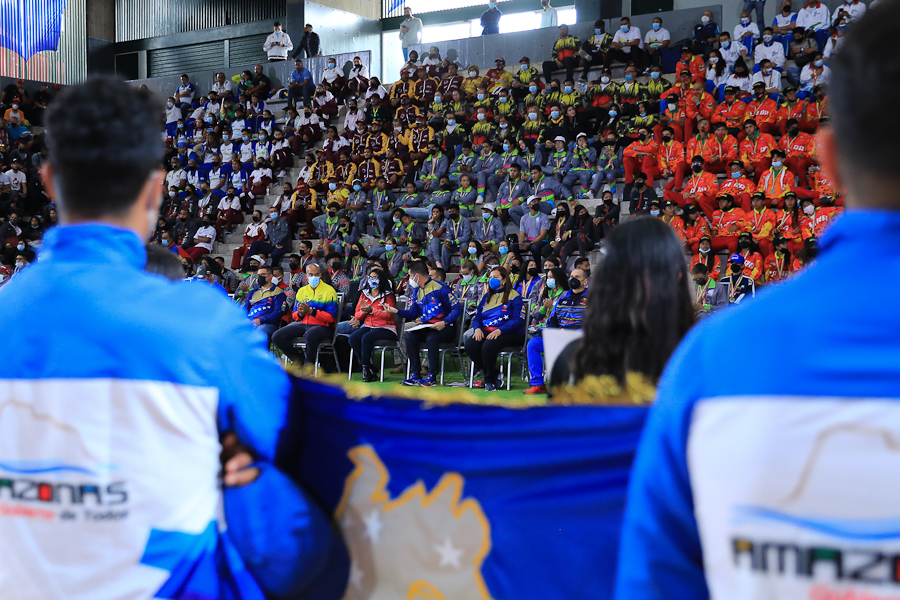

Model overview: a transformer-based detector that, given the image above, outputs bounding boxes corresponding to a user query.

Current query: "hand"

[385,305,399,314]
[727,224,738,233]
[239,282,249,291]
[432,321,446,331]
[487,329,502,340]
[360,305,373,313]
[349,317,361,328]
[593,217,603,226]
[252,318,261,326]
[543,298,553,310]
[220,433,260,487]
[555,60,563,68]
[473,328,485,341]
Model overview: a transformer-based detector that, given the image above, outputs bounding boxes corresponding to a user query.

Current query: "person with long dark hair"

[347,267,398,382]
[464,266,525,391]
[554,217,695,395]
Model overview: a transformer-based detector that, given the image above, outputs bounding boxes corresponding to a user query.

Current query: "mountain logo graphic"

[0,0,67,61]
[734,423,900,541]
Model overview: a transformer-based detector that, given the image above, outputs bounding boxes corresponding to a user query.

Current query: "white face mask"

[701,15,710,24]
[469,71,477,77]
[741,17,750,25]
[803,204,815,215]
[271,276,280,285]
[601,76,610,84]
[699,247,710,254]
[710,57,719,64]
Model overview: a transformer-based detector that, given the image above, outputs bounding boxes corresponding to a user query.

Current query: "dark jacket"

[293,32,321,59]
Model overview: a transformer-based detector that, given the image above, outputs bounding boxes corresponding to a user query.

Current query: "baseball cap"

[520,57,530,63]
[250,254,265,264]
[576,132,587,139]
[729,253,745,264]
[482,203,495,211]
[554,136,566,142]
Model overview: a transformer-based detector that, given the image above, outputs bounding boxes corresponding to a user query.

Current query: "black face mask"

[249,264,259,271]
[731,263,743,274]
[638,133,647,141]
[349,249,359,257]
[329,211,338,218]
[527,266,539,278]
[530,204,541,212]
[789,127,800,136]
[662,136,671,143]
[569,277,581,289]
[738,239,751,249]
[694,276,708,286]
[252,215,260,222]
[258,276,268,285]
[441,184,451,191]
[289,261,300,270]
[635,181,645,188]
[692,164,703,173]
[510,264,521,274]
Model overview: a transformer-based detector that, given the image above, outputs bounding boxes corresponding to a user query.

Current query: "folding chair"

[469,301,532,390]
[348,298,407,382]
[406,302,471,385]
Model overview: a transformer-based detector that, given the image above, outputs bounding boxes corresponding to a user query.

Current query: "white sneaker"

[583,190,594,199]
[477,194,484,203]
[277,170,286,178]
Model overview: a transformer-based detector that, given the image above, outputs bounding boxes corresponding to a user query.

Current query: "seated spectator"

[231,210,266,269]
[735,11,761,54]
[643,17,671,70]
[755,28,787,71]
[799,52,830,92]
[722,253,755,303]
[465,265,525,390]
[243,265,286,343]
[606,17,643,72]
[272,262,338,366]
[691,10,720,57]
[517,196,551,258]
[185,216,215,261]
[344,267,398,382]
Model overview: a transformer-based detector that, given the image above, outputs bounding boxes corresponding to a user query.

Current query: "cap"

[699,235,712,243]
[724,86,737,94]
[684,204,698,214]
[250,254,265,264]
[482,203,495,211]
[717,193,734,201]
[576,132,587,139]
[495,57,505,63]
[783,85,797,93]
[352,178,362,184]
[467,64,479,70]
[649,199,661,207]
[751,191,766,199]
[195,264,209,278]
[728,253,745,265]
[753,81,765,89]
[729,160,743,168]
[16,78,23,83]
[663,200,676,208]
[784,191,797,198]
[680,46,692,53]
[773,235,787,246]
[519,56,530,63]
[738,230,752,238]
[554,135,566,142]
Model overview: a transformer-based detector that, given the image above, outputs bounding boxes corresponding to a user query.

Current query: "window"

[557,7,577,25]
[499,11,541,34]
[422,22,473,44]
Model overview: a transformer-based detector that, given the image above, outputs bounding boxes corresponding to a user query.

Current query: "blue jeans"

[742,0,766,28]
[349,326,398,370]
[402,46,409,61]
[257,322,277,344]
[527,336,545,386]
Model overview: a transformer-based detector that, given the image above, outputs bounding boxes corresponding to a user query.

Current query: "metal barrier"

[127,50,372,101]
[408,5,722,72]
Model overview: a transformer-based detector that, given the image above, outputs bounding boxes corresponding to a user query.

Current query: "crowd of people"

[139,4,855,390]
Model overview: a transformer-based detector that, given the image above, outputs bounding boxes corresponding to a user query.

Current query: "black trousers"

[542,57,578,85]
[464,330,525,382]
[604,49,643,72]
[273,322,333,365]
[406,324,455,377]
[580,50,606,79]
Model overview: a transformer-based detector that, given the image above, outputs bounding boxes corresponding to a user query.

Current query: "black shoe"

[362,366,377,382]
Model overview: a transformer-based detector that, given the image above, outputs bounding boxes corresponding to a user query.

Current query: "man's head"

[304,23,313,33]
[558,24,569,38]
[569,268,586,292]
[257,265,273,287]
[408,260,429,288]
[45,76,162,235]
[691,263,709,286]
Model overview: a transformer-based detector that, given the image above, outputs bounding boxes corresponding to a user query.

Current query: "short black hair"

[46,76,162,218]
[409,261,429,277]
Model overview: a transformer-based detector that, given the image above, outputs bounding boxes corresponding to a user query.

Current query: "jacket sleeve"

[497,294,524,334]
[310,287,338,325]
[441,286,463,325]
[259,291,287,324]
[613,329,709,600]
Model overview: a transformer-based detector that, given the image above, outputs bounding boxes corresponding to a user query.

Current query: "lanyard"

[482,217,493,236]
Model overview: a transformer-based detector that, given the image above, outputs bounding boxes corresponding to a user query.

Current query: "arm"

[497,294,524,333]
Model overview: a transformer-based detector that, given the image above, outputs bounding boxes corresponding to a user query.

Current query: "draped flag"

[0,0,67,61]
[290,377,650,600]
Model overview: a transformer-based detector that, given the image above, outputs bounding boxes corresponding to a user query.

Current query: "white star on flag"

[363,509,383,543]
[349,559,365,590]
[434,536,463,569]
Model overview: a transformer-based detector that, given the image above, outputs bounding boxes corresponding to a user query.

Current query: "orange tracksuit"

[702,135,739,173]
[738,249,764,284]
[623,139,661,185]
[683,219,711,253]
[664,171,719,216]
[743,98,780,134]
[758,167,794,207]
[744,207,777,257]
[802,99,827,133]
[778,100,806,136]
[658,140,688,191]
[662,214,686,241]
[677,56,706,82]
[775,208,804,253]
[711,207,746,254]
[739,132,777,182]
[691,252,721,280]
[711,101,747,130]
[719,176,756,211]
[802,206,842,238]
[764,251,792,284]
[780,131,816,186]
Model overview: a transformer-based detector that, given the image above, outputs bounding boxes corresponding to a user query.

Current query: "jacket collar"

[40,223,146,269]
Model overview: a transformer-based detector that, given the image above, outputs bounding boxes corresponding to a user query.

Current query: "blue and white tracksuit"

[0,224,316,600]
[615,211,900,600]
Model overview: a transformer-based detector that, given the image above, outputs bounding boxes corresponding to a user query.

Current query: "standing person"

[540,0,558,28]
[465,266,525,391]
[263,21,293,61]
[615,9,900,600]
[272,262,338,366]
[480,1,503,36]
[399,7,424,61]
[0,76,322,599]
[386,261,462,387]
[744,0,767,31]
[293,23,321,59]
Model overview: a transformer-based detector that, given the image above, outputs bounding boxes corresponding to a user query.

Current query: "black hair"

[409,261,429,277]
[488,265,513,304]
[573,217,695,385]
[144,244,184,281]
[46,76,162,218]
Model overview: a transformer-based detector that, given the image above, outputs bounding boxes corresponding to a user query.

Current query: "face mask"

[738,239,751,249]
[489,2,496,7]
[550,110,559,119]
[564,86,572,93]
[408,276,419,289]
[435,96,442,103]
[814,59,824,67]
[649,209,660,216]
[526,267,539,278]
[242,136,249,142]
[650,71,660,80]
[608,110,617,118]
[772,160,783,169]
[528,85,538,94]
[477,93,485,101]
[499,246,509,255]
[626,74,637,83]
[329,211,338,219]
[392,217,401,224]
[568,277,581,290]
[385,244,394,252]
[741,17,750,25]
[329,183,337,191]
[167,101,174,108]
[462,273,474,283]
[620,25,628,32]
[529,112,538,121]
[469,70,477,77]
[308,275,320,288]
[477,113,486,121]
[763,34,773,43]
[546,278,556,289]
[252,214,261,222]
[722,40,730,49]
[502,144,510,152]
[488,277,502,291]
[699,247,710,254]
[709,57,720,65]
[692,164,703,173]
[803,204,815,216]
[17,243,25,251]
[639,133,647,141]
[368,277,379,289]
[328,62,336,68]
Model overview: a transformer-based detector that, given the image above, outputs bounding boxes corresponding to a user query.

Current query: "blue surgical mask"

[732,172,740,179]
[814,59,824,67]
[393,217,401,223]
[489,2,496,7]
[547,278,556,289]
[489,277,502,291]
[329,183,337,190]
[499,96,508,103]
[328,62,336,68]
[625,74,633,81]
[499,246,509,255]
[462,273,474,283]
[722,40,730,49]
[447,118,456,126]
[652,22,661,31]
[594,28,603,35]
[529,112,538,120]
[529,85,538,93]
[650,71,660,80]
[308,276,320,288]
[368,277,379,289]
[223,135,230,141]
[520,64,528,71]
[435,96,442,103]
[162,239,169,247]
[772,160,783,169]
[564,86,572,93]
[482,212,492,220]
[503,144,510,151]
[385,244,394,252]
[551,110,559,119]
[178,123,184,129]
[353,184,362,191]
[620,25,628,32]
[608,110,617,117]
[468,246,478,255]
[650,209,660,216]
[242,136,249,142]
[477,93,485,101]
[205,116,213,123]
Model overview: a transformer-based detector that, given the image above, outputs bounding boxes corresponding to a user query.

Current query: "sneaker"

[523,385,547,395]
[476,194,484,203]
[583,189,594,199]
[419,375,437,387]
[402,374,421,386]
[277,170,286,178]
[484,382,496,391]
